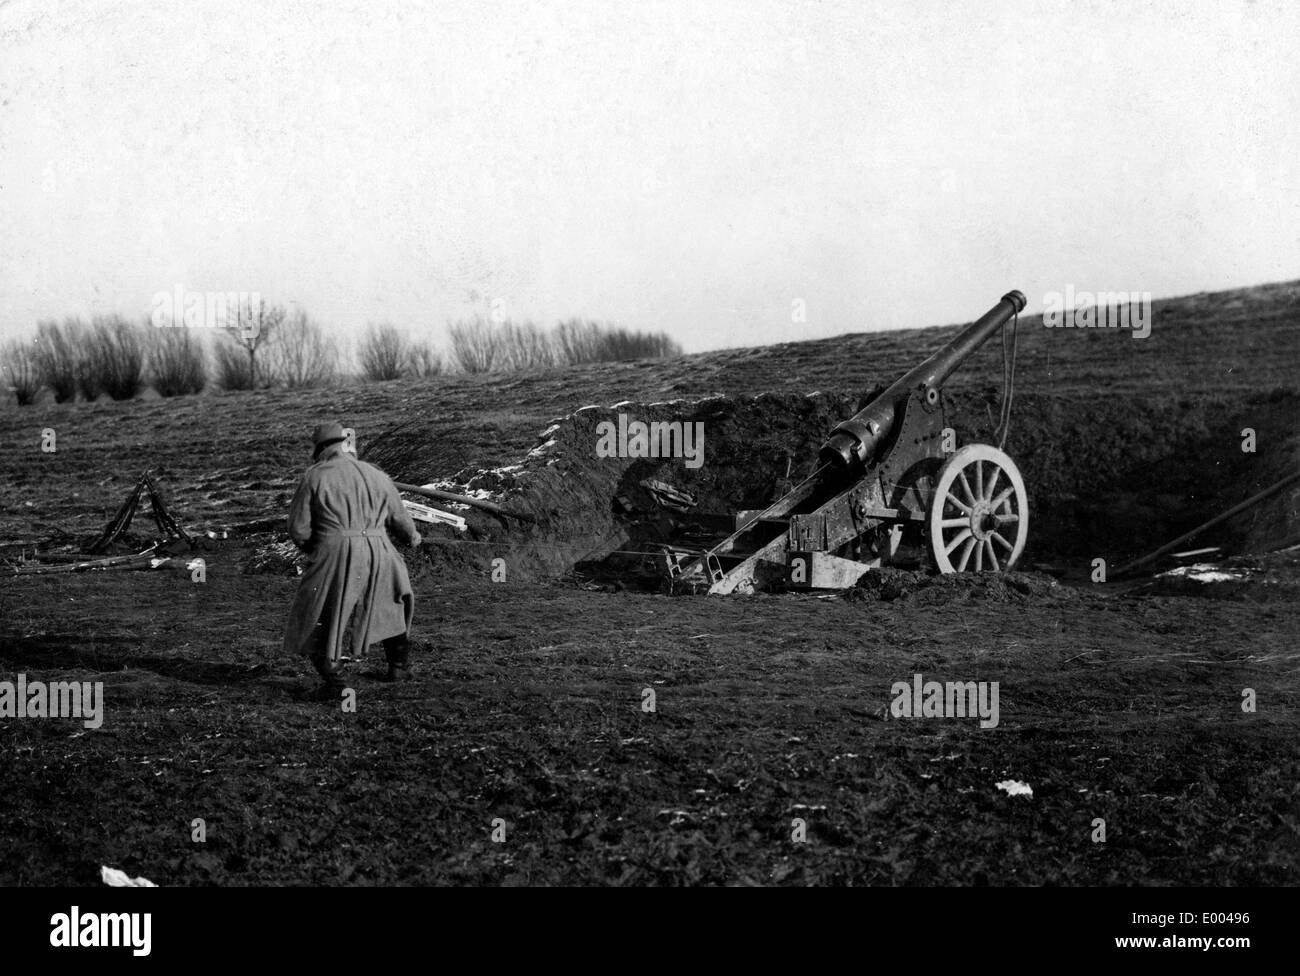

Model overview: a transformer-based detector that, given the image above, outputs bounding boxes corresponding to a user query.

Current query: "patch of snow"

[646,398,687,407]
[102,866,157,887]
[995,780,1033,798]
[421,481,495,501]
[1159,563,1244,583]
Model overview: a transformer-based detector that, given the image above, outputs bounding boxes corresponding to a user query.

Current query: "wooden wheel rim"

[928,444,1028,573]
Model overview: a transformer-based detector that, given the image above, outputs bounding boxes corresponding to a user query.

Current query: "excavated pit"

[371,388,1300,590]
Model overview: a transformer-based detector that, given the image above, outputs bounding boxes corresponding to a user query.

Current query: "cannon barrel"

[819,290,1027,471]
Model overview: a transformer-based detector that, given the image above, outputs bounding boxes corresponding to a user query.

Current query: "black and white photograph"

[0,0,1294,954]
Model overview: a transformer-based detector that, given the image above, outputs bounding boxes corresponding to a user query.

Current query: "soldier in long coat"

[284,422,422,699]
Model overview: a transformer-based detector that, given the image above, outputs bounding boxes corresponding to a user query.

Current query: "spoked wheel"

[928,444,1028,573]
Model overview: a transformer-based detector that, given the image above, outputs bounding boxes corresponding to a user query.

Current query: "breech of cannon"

[819,290,1026,472]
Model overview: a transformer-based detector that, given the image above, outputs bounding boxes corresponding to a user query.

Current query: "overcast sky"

[1,0,1296,351]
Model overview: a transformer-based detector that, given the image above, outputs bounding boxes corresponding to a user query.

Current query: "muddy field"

[1,281,1298,885]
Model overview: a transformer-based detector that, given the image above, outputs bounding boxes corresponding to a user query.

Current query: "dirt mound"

[369,386,1299,586]
[371,391,878,582]
[370,390,1297,585]
[844,566,1071,604]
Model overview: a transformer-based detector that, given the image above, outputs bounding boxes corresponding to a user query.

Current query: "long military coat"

[283,448,420,663]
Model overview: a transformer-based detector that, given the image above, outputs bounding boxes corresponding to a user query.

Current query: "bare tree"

[1,337,41,405]
[213,341,253,390]
[407,339,443,377]
[358,322,409,381]
[264,309,338,388]
[85,315,147,400]
[221,298,285,389]
[448,315,497,373]
[148,326,207,396]
[32,318,90,402]
[498,320,558,370]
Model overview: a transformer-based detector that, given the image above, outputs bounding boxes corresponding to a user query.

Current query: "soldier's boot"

[382,634,412,682]
[309,653,349,701]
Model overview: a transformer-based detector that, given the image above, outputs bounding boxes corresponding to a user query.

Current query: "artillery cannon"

[664,290,1030,594]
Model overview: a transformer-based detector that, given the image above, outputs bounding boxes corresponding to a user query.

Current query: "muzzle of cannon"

[820,290,1026,470]
[664,290,1031,594]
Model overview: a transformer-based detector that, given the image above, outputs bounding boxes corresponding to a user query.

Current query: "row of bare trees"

[1,318,206,405]
[445,317,682,374]
[1,310,683,404]
[355,317,680,379]
[0,305,342,404]
[4,316,153,405]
